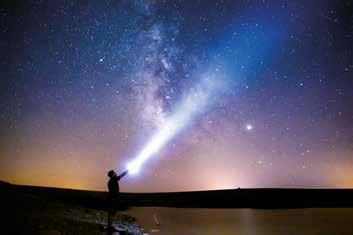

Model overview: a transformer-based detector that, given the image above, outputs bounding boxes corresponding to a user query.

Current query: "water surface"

[128,207,353,235]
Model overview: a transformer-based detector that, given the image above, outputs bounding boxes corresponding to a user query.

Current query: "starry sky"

[1,0,353,192]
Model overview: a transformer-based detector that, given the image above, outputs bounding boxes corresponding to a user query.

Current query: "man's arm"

[117,170,128,180]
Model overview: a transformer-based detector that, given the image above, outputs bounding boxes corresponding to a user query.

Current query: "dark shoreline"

[2,181,353,209]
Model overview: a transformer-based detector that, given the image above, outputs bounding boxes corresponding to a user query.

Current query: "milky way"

[1,1,353,192]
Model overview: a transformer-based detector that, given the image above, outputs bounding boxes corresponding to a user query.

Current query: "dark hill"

[2,182,353,209]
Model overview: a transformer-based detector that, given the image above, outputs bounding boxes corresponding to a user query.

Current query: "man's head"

[108,170,117,178]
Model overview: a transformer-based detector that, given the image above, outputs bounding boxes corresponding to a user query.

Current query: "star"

[246,124,253,131]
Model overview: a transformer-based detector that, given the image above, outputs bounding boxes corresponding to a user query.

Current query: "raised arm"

[117,170,128,180]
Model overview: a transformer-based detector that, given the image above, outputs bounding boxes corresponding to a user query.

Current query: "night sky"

[1,0,353,192]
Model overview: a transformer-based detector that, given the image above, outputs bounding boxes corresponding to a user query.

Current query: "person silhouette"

[107,169,128,229]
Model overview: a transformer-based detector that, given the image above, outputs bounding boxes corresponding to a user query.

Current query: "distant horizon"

[3,179,353,193]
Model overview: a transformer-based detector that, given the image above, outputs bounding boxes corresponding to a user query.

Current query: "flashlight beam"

[127,75,220,174]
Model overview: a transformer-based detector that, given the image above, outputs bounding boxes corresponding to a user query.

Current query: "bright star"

[246,124,253,131]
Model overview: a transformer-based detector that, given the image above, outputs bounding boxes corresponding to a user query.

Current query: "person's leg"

[108,210,115,227]
[108,197,119,227]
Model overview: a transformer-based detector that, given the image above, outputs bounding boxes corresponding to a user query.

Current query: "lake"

[128,207,353,235]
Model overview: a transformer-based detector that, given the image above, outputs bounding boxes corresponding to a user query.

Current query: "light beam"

[126,73,222,174]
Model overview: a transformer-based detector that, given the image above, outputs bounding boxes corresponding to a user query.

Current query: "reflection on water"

[127,207,353,235]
